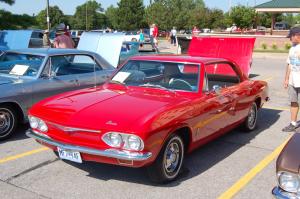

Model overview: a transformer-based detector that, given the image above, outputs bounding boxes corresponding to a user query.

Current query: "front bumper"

[26,129,152,162]
[272,186,300,199]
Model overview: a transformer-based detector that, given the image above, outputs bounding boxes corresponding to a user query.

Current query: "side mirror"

[212,85,222,95]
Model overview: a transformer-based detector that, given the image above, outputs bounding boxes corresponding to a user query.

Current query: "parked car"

[26,37,269,183]
[0,48,115,140]
[124,31,140,42]
[0,30,44,50]
[272,133,300,198]
[274,22,290,30]
[77,32,158,68]
[119,41,159,65]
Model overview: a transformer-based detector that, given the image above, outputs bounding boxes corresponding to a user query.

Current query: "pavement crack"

[0,178,50,199]
[6,158,58,183]
[219,139,274,152]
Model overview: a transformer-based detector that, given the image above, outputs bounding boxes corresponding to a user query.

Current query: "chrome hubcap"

[0,109,13,135]
[248,105,256,128]
[164,142,180,173]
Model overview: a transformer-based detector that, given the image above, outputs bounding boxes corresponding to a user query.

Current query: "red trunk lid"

[188,37,255,75]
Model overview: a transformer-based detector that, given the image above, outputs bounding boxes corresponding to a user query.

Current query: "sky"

[0,0,269,16]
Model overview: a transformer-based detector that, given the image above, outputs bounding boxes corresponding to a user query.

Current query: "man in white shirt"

[170,27,177,46]
[283,27,300,131]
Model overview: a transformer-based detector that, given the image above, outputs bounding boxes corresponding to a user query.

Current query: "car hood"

[0,30,32,50]
[276,133,300,174]
[188,37,255,75]
[77,32,125,68]
[0,75,28,85]
[30,85,189,132]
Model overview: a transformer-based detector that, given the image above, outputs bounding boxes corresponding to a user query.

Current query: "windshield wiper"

[139,83,174,93]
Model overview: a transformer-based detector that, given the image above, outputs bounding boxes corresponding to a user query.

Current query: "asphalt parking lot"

[0,46,293,199]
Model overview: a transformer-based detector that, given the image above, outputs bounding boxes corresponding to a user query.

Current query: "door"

[65,54,110,88]
[32,55,81,104]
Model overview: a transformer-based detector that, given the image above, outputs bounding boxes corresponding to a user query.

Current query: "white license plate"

[57,147,82,163]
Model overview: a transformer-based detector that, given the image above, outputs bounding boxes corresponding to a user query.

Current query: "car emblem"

[106,120,118,126]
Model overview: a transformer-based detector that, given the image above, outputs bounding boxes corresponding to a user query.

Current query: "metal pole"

[46,0,50,30]
[85,1,88,31]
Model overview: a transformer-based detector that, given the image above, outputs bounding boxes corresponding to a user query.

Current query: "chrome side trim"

[26,129,152,161]
[272,186,298,199]
[48,122,101,134]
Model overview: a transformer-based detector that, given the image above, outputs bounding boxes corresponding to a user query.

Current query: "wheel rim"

[163,137,184,178]
[0,108,14,137]
[247,104,257,129]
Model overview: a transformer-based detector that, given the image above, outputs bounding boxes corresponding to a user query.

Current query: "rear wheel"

[243,102,258,131]
[0,106,18,140]
[147,134,184,183]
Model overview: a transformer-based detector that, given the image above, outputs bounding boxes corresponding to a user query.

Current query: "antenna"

[93,55,97,89]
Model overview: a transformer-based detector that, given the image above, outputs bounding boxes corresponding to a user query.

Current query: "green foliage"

[106,6,119,29]
[261,43,267,50]
[146,0,206,30]
[72,1,106,30]
[285,42,292,50]
[271,43,277,50]
[0,9,37,29]
[0,0,14,5]
[36,6,64,29]
[116,0,145,30]
[229,6,256,29]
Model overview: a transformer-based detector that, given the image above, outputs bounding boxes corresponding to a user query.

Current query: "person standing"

[192,26,200,36]
[42,29,51,48]
[150,24,154,44]
[170,27,177,46]
[283,27,300,132]
[53,28,75,49]
[139,29,145,47]
[153,24,159,47]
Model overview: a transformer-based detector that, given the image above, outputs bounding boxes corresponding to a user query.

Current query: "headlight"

[102,132,144,151]
[125,135,142,151]
[28,115,48,133]
[38,120,48,132]
[29,116,39,129]
[278,171,300,193]
[102,132,123,147]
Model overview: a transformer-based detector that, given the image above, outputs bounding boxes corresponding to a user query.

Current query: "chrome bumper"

[272,186,300,199]
[26,130,152,161]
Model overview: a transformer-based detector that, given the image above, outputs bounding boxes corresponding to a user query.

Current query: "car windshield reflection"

[112,60,200,92]
[0,52,44,77]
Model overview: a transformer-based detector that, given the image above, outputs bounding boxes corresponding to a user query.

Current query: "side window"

[205,62,240,91]
[50,55,102,76]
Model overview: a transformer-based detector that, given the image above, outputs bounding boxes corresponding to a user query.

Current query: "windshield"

[111,60,200,92]
[0,52,45,77]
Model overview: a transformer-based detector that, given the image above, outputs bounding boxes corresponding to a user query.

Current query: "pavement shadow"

[63,108,281,187]
[0,124,30,144]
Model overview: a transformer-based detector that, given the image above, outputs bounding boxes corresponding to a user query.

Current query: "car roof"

[5,48,97,56]
[129,55,229,64]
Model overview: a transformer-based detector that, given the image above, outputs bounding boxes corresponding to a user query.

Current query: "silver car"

[0,48,115,140]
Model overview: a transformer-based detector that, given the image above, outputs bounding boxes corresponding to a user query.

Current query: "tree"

[36,6,64,29]
[105,5,119,29]
[0,0,14,5]
[0,9,37,29]
[146,0,206,30]
[73,1,105,30]
[116,0,145,30]
[229,6,256,29]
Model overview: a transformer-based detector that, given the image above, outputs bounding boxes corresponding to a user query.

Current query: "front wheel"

[243,102,258,131]
[147,134,184,183]
[0,106,18,140]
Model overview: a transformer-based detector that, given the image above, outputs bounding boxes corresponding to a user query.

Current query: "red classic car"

[26,53,268,183]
